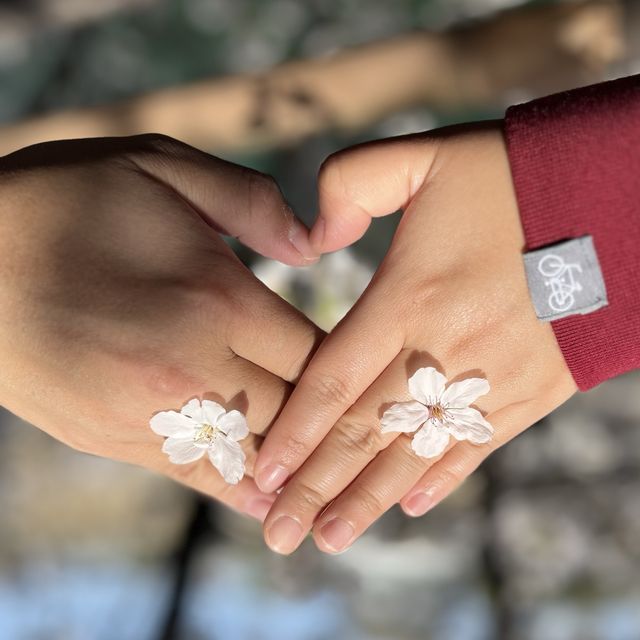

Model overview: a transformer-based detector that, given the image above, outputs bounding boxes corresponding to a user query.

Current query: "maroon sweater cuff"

[505,75,640,391]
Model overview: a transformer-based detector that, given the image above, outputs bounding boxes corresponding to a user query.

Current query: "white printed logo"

[537,254,583,313]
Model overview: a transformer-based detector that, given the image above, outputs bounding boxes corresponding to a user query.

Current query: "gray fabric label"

[523,236,608,322]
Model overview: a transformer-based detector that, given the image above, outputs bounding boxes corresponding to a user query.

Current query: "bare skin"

[0,134,323,522]
[255,123,578,554]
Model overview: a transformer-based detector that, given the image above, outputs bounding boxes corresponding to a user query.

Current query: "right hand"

[254,125,576,553]
[0,134,323,521]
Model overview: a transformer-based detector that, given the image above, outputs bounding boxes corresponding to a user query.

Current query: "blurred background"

[0,0,639,638]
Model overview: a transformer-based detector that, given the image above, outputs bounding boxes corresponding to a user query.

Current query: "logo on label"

[537,254,583,313]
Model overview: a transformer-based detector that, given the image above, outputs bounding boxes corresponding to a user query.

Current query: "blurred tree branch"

[0,0,153,29]
[0,0,627,156]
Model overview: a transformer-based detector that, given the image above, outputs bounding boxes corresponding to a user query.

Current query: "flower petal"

[162,436,205,464]
[208,436,246,485]
[150,411,196,438]
[442,377,490,408]
[181,399,204,423]
[445,407,494,444]
[411,422,450,459]
[380,401,428,434]
[408,367,447,404]
[216,410,249,441]
[201,400,226,425]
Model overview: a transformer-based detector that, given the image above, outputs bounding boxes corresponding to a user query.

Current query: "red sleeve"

[504,75,640,391]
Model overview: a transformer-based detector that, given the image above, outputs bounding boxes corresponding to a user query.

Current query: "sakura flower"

[150,399,249,485]
[381,367,493,459]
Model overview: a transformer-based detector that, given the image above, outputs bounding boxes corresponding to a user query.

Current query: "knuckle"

[115,353,207,405]
[125,133,196,180]
[182,278,244,339]
[252,170,280,195]
[404,274,450,327]
[288,478,328,512]
[247,171,283,214]
[144,362,202,398]
[311,373,354,410]
[121,135,181,183]
[136,132,183,155]
[408,280,440,319]
[350,484,386,517]
[432,459,467,489]
[333,413,383,459]
[281,432,313,465]
[184,278,229,313]
[440,331,477,366]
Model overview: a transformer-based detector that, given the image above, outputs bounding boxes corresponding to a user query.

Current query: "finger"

[399,402,547,518]
[129,356,296,522]
[238,434,261,478]
[400,440,485,517]
[312,135,438,253]
[133,351,296,438]
[227,356,297,438]
[312,404,524,554]
[155,451,277,523]
[227,275,325,383]
[127,351,291,471]
[261,353,505,554]
[313,435,451,552]
[253,290,404,494]
[261,354,412,554]
[141,418,267,477]
[129,134,318,265]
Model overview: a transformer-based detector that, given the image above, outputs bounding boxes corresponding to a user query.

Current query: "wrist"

[505,76,640,390]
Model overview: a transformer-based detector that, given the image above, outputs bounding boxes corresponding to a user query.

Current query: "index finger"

[254,136,437,493]
[253,291,404,493]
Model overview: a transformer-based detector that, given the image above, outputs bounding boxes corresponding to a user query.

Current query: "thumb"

[130,134,318,266]
[312,135,439,254]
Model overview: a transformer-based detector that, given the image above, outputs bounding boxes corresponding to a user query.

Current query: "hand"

[254,123,578,553]
[0,134,322,521]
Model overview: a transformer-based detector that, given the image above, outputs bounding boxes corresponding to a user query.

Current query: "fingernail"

[309,215,325,252]
[245,497,274,522]
[288,218,318,262]
[318,518,354,553]
[266,516,304,554]
[404,491,435,517]
[257,464,289,494]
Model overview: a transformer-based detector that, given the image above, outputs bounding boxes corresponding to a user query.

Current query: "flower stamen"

[380,367,492,460]
[150,399,249,485]
[193,423,220,446]
[428,404,446,423]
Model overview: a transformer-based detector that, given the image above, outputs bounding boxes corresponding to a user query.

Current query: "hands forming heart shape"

[0,119,601,556]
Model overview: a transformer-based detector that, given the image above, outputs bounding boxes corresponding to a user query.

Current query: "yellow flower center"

[428,404,446,422]
[193,423,220,446]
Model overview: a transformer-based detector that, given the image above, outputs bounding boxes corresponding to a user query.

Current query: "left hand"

[253,123,577,554]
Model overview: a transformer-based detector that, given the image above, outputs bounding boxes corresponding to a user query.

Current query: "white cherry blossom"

[150,399,249,485]
[381,367,493,458]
